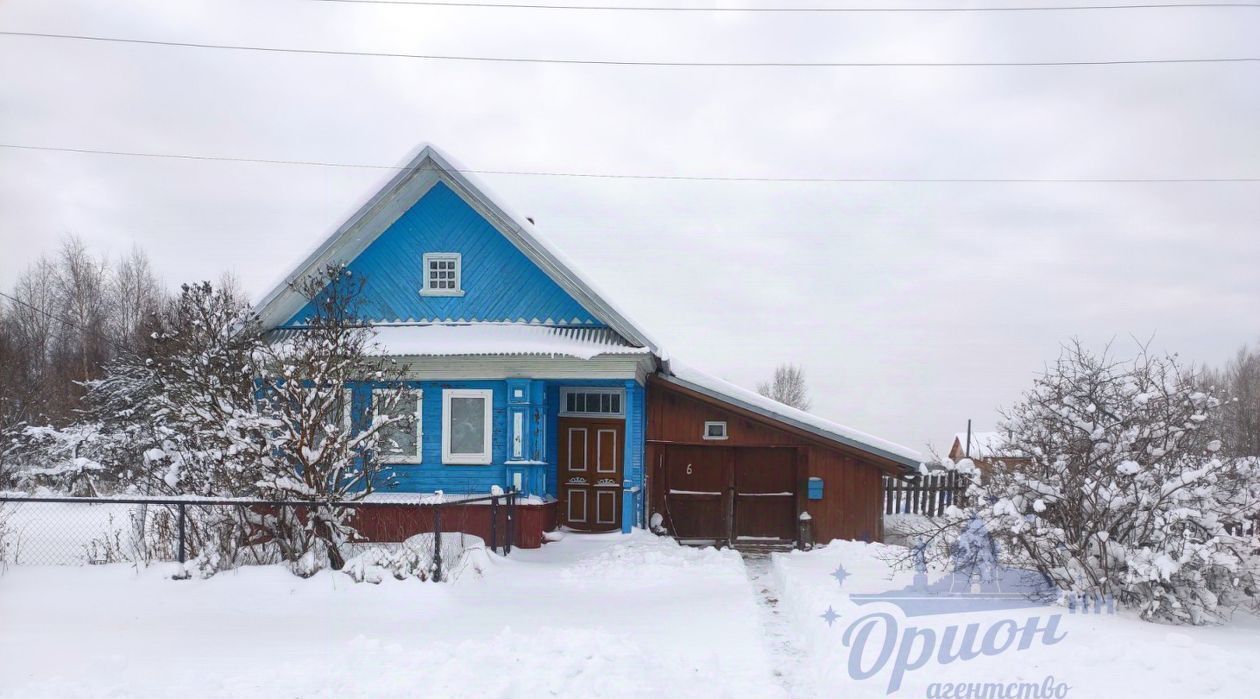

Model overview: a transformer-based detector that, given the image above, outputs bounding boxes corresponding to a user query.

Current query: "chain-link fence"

[0,493,517,581]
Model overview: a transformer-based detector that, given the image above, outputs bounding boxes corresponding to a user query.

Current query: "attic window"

[422,253,463,296]
[703,421,728,440]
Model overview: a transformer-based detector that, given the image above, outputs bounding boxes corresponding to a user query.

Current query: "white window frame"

[703,421,729,441]
[558,387,626,419]
[373,388,423,464]
[421,252,464,297]
[442,388,493,465]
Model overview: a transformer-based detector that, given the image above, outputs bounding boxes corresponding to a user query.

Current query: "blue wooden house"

[254,145,922,548]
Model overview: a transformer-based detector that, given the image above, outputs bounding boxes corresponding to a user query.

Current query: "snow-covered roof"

[252,144,664,358]
[270,323,650,360]
[660,362,923,469]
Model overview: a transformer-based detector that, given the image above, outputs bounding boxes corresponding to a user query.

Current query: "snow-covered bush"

[4,423,122,496]
[908,342,1260,624]
[342,544,436,583]
[248,264,415,571]
[983,343,1260,623]
[342,533,489,583]
[82,266,415,574]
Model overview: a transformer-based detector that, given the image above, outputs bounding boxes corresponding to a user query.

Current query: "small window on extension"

[703,421,728,440]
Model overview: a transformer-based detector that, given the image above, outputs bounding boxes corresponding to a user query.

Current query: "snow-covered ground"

[3,533,1260,697]
[772,539,1260,698]
[0,531,783,698]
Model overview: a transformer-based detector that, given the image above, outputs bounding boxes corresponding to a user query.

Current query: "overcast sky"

[1,0,1257,453]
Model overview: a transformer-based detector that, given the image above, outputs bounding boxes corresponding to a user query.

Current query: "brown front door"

[558,418,624,531]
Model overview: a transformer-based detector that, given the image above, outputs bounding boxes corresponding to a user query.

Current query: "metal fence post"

[433,506,443,582]
[505,489,515,556]
[490,495,499,554]
[177,502,186,564]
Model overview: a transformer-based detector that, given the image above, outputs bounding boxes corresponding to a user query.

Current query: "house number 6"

[686,463,693,475]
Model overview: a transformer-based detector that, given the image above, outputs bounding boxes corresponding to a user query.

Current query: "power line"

[306,0,1260,12]
[1,30,1256,68]
[4,142,1259,183]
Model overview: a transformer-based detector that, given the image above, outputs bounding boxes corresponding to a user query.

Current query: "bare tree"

[1203,344,1260,457]
[0,238,169,428]
[52,237,112,388]
[7,257,60,423]
[0,303,20,485]
[108,245,162,349]
[757,363,812,411]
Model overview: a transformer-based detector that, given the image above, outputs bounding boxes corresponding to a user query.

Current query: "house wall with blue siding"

[353,378,647,527]
[283,182,602,327]
[624,379,645,530]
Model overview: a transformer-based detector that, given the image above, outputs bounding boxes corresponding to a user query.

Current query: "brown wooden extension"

[647,376,890,544]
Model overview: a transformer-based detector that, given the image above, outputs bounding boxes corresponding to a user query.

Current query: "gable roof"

[253,144,662,356]
[659,361,924,470]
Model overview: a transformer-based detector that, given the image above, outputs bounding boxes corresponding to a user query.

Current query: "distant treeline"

[0,236,167,428]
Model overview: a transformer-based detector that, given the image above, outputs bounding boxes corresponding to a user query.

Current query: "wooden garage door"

[733,448,797,542]
[660,445,798,543]
[662,445,731,541]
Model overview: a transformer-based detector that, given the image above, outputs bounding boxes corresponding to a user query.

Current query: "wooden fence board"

[883,472,967,517]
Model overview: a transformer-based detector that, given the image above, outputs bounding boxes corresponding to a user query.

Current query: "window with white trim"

[421,253,463,296]
[703,421,728,440]
[374,388,422,463]
[442,388,493,464]
[559,387,625,418]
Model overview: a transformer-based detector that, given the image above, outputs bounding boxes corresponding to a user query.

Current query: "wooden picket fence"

[883,471,967,517]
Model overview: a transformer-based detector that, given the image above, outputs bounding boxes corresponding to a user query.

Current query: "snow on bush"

[3,423,122,496]
[341,533,491,583]
[914,342,1260,624]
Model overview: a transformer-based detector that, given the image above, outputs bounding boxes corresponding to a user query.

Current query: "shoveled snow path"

[742,552,818,698]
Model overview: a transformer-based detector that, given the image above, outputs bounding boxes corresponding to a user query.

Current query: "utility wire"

[4,142,1259,183]
[0,30,1256,68]
[305,0,1260,12]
